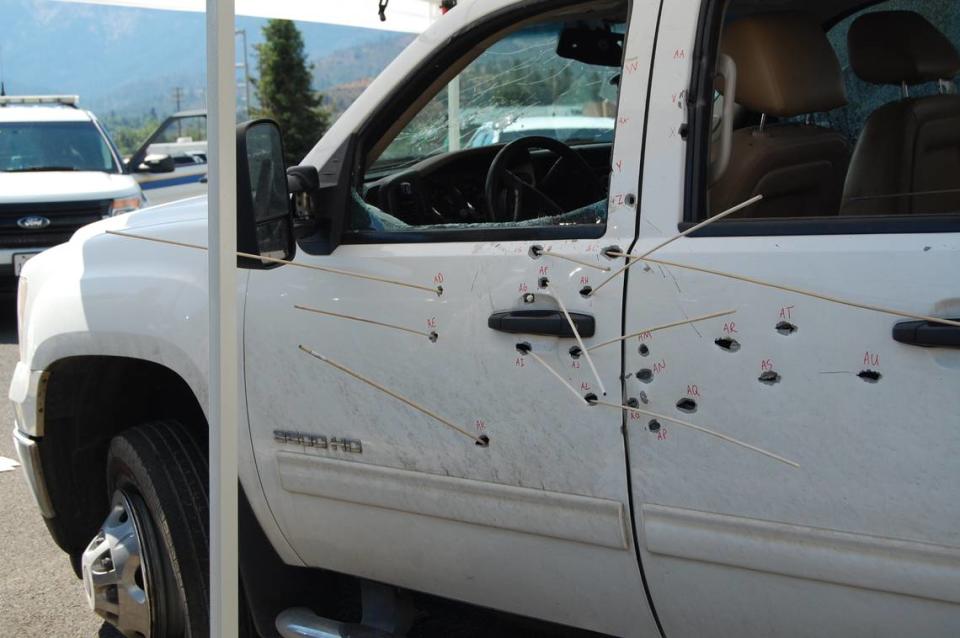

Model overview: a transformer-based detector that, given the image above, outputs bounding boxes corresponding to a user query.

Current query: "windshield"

[0,121,118,173]
[373,21,622,170]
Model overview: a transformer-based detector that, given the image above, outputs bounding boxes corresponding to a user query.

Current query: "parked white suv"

[467,115,615,148]
[0,95,143,289]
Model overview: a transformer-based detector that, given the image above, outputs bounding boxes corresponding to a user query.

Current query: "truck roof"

[0,105,94,123]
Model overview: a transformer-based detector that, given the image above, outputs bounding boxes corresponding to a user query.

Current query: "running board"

[277,580,414,638]
[275,608,393,638]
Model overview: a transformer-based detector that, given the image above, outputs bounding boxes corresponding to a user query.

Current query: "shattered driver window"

[353,18,625,233]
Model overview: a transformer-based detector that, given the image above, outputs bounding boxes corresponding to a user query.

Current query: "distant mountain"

[313,34,416,91]
[0,0,411,120]
[313,33,415,119]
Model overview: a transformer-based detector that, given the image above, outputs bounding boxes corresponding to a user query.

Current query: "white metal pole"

[448,74,461,152]
[206,0,238,636]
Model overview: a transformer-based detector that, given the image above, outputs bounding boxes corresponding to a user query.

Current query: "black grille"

[0,199,111,249]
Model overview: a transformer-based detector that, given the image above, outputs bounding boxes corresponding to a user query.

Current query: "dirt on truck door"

[242,1,667,637]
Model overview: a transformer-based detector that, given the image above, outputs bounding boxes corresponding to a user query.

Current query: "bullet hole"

[603,245,623,259]
[676,398,697,414]
[580,286,593,297]
[429,332,439,343]
[648,419,661,433]
[638,391,649,404]
[758,370,781,385]
[776,321,797,335]
[858,370,882,383]
[569,346,582,359]
[627,397,640,409]
[522,293,536,304]
[475,435,490,448]
[637,369,654,383]
[584,393,599,405]
[715,337,740,352]
[639,344,650,356]
[529,245,544,259]
[625,193,637,206]
[515,342,532,355]
[538,277,550,289]
[924,246,931,252]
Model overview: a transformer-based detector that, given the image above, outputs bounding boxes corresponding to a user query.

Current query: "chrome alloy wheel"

[81,490,153,638]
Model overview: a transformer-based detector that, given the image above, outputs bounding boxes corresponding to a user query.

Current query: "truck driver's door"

[243,2,662,636]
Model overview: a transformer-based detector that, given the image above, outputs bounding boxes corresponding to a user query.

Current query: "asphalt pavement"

[0,297,121,637]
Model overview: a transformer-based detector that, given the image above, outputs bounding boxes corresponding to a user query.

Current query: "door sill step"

[276,607,395,638]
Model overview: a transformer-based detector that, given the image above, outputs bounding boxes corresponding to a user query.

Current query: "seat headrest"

[721,12,847,117]
[848,11,960,86]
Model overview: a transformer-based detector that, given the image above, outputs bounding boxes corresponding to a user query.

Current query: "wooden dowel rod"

[526,349,589,404]
[106,229,441,295]
[588,195,763,296]
[298,346,481,443]
[637,194,764,260]
[552,288,606,396]
[106,230,207,251]
[294,305,435,340]
[587,309,737,351]
[537,249,611,272]
[642,257,960,329]
[590,399,799,468]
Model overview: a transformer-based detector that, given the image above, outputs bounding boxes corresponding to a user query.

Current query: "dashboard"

[364,143,612,226]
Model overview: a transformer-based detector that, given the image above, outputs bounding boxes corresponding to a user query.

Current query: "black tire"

[106,420,211,637]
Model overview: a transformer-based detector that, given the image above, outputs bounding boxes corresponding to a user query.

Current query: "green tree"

[253,19,330,166]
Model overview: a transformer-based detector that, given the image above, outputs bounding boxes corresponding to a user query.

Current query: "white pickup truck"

[10,1,960,637]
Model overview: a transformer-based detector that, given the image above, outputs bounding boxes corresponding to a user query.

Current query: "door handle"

[892,319,960,348]
[488,310,595,338]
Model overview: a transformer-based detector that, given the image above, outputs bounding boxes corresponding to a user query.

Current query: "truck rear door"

[624,1,960,636]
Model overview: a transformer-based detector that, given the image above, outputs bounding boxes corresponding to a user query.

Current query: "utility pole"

[235,29,252,119]
[172,86,184,136]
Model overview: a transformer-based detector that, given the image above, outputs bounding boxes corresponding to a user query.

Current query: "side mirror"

[236,119,295,268]
[142,153,176,174]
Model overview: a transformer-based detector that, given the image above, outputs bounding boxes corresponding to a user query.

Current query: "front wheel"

[82,420,211,637]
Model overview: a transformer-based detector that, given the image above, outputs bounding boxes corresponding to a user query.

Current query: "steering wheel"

[484,136,604,223]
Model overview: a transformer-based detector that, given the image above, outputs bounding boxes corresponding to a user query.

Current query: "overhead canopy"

[55,0,436,33]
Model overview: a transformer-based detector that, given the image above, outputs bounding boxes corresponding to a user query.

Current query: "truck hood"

[72,195,208,244]
[0,171,141,203]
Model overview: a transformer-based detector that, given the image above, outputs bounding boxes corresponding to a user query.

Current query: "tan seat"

[710,13,851,218]
[841,11,960,216]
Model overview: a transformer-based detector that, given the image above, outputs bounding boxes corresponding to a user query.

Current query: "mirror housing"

[557,26,624,67]
[141,153,176,174]
[236,119,295,268]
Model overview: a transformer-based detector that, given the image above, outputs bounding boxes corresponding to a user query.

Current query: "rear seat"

[841,11,960,216]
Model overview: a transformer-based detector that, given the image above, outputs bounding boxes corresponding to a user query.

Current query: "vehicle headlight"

[109,196,142,216]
